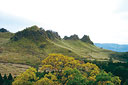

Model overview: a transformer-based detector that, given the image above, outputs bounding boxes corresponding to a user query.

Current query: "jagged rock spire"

[81,35,93,45]
[46,30,61,40]
[63,34,79,40]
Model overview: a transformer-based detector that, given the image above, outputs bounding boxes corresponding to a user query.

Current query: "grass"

[0,33,115,65]
[52,39,113,59]
[0,63,30,77]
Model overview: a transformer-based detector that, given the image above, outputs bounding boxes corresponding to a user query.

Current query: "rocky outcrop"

[0,28,9,32]
[46,30,61,40]
[10,25,93,45]
[10,25,61,42]
[81,35,93,45]
[63,34,79,40]
[10,25,48,42]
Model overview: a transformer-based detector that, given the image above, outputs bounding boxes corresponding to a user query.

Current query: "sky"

[0,0,128,44]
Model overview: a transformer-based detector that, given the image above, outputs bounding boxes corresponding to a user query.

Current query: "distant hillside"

[95,43,128,52]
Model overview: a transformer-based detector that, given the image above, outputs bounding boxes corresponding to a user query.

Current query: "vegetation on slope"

[0,25,114,67]
[12,54,121,85]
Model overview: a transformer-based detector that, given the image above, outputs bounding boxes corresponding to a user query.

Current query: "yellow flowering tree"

[12,54,121,85]
[41,54,81,72]
[12,67,38,85]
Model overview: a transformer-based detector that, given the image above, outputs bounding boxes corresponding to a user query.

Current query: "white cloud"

[0,0,128,44]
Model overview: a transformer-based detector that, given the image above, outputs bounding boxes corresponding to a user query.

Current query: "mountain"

[0,25,127,76]
[95,43,128,52]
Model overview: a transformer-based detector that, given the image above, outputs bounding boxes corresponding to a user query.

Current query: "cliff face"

[81,35,94,45]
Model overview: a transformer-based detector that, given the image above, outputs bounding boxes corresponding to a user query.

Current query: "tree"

[41,54,81,72]
[34,77,55,85]
[0,73,3,85]
[8,73,14,85]
[12,54,121,85]
[35,73,60,85]
[80,62,100,82]
[112,76,121,85]
[3,74,7,80]
[8,73,13,81]
[3,74,9,85]
[62,67,88,85]
[96,70,121,85]
[12,67,38,85]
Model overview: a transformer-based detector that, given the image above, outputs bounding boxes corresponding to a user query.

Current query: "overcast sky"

[0,0,128,44]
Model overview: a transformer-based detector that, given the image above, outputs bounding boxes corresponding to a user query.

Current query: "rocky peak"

[0,28,9,32]
[46,30,61,40]
[10,25,61,42]
[10,25,48,42]
[63,34,79,40]
[81,35,93,45]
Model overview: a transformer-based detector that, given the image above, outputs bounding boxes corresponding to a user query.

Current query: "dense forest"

[88,59,128,84]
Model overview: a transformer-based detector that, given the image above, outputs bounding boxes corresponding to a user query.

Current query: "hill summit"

[81,35,94,45]
[63,34,79,40]
[10,25,93,44]
[10,25,61,42]
[0,28,9,32]
[63,34,93,44]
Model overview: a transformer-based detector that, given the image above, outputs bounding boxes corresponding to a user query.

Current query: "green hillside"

[0,26,126,76]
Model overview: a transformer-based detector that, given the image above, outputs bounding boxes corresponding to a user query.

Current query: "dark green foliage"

[0,28,8,32]
[3,74,7,80]
[0,73,14,85]
[111,52,128,61]
[8,73,13,81]
[36,71,49,79]
[81,35,94,45]
[63,68,88,85]
[3,74,8,85]
[8,73,13,85]
[96,70,112,82]
[90,60,128,85]
[39,43,46,48]
[124,79,128,85]
[0,73,3,85]
[63,36,68,40]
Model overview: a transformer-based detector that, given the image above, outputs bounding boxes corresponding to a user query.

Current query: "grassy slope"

[0,32,116,76]
[52,39,114,60]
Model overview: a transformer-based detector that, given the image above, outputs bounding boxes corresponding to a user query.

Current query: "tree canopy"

[12,54,121,85]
